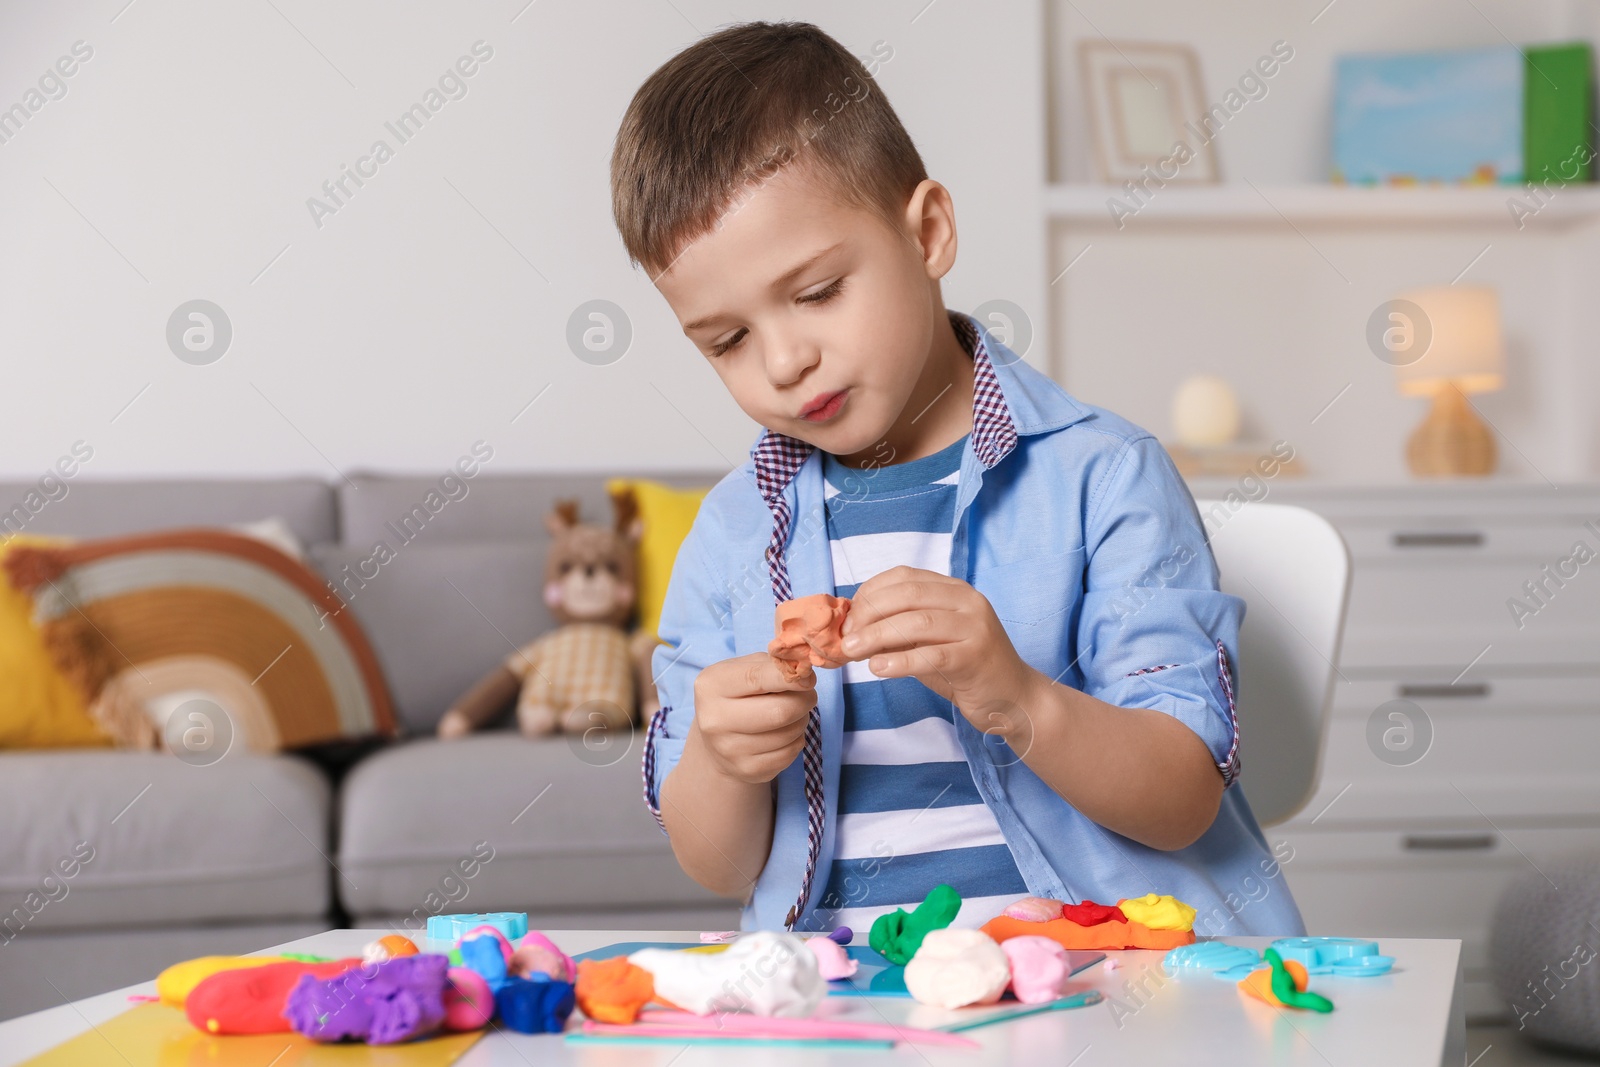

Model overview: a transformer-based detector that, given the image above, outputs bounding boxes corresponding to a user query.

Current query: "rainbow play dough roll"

[157,955,292,1008]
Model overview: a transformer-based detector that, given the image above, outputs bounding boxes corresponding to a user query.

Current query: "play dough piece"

[806,936,860,980]
[442,967,495,1031]
[285,954,450,1044]
[576,956,659,1023]
[157,955,293,1008]
[1239,948,1333,1011]
[981,913,1194,952]
[1116,893,1197,932]
[1060,900,1127,927]
[903,929,1010,1009]
[496,975,576,1033]
[1002,896,1067,923]
[999,936,1074,1005]
[363,934,420,964]
[185,959,361,1034]
[630,931,825,1017]
[1164,941,1263,974]
[458,926,516,992]
[870,884,962,965]
[511,931,575,982]
[769,594,853,681]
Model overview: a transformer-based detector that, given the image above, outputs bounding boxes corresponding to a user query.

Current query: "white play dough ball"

[903,928,1011,1009]
[1171,374,1241,448]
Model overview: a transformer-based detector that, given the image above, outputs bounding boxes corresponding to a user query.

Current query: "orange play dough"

[769,594,853,681]
[981,914,1195,952]
[576,956,663,1023]
[1239,958,1310,1006]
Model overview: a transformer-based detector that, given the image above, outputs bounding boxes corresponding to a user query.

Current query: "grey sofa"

[0,472,739,1020]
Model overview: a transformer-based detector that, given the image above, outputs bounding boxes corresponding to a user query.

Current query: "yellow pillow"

[607,479,711,637]
[0,537,110,748]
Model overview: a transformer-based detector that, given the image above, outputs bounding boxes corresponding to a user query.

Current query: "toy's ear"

[545,499,580,536]
[625,516,644,544]
[544,581,563,608]
[614,584,635,609]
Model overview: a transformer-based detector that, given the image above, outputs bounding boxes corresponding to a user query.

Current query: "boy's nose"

[765,334,820,387]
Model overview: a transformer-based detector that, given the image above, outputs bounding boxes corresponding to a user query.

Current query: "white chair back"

[1193,498,1351,826]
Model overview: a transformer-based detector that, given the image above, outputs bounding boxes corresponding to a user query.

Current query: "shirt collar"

[751,309,1091,509]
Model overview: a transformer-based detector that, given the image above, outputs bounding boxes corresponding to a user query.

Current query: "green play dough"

[1265,947,1334,1013]
[869,884,962,965]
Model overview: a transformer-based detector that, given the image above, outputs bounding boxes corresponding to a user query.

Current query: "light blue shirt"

[644,309,1306,938]
[818,432,1030,931]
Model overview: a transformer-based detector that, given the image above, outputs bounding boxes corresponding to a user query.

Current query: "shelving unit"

[1044,182,1600,228]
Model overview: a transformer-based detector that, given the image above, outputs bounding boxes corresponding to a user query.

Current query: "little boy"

[611,21,1305,938]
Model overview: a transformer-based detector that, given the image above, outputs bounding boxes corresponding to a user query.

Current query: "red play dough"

[186,959,362,1034]
[981,914,1194,952]
[1060,900,1126,926]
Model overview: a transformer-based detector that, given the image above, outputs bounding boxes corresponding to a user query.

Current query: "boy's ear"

[903,179,957,281]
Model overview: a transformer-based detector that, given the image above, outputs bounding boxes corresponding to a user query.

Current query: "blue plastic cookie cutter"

[1269,936,1394,977]
[426,911,529,942]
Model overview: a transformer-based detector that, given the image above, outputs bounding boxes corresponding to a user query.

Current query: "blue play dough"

[459,932,511,993]
[1163,937,1396,981]
[1164,942,1263,974]
[495,975,576,1033]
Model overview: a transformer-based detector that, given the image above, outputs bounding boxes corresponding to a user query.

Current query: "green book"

[1525,43,1592,184]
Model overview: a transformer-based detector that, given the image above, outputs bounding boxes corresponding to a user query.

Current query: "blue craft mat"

[570,941,1106,999]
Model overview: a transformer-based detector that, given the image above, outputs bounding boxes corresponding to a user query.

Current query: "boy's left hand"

[838,565,1041,736]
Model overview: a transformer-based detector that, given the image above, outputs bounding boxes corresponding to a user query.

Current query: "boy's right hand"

[690,653,818,785]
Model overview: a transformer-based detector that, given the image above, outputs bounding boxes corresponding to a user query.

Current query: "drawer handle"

[1403,833,1496,852]
[1398,683,1491,699]
[1392,531,1485,548]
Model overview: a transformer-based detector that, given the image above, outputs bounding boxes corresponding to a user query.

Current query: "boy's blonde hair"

[611,21,926,278]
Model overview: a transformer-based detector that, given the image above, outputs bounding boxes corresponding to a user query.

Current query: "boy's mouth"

[799,389,849,423]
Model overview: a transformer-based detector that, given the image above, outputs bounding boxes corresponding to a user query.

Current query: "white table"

[1,928,1465,1066]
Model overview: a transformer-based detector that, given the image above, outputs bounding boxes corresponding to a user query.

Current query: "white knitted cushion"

[1489,854,1600,1053]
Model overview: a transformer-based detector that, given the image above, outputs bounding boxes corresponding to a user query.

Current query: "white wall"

[1047,0,1599,483]
[0,0,1047,479]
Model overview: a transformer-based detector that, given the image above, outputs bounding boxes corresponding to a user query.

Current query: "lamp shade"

[1392,286,1506,397]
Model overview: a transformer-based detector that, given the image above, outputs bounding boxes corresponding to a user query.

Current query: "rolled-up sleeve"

[1075,434,1245,788]
[641,508,738,832]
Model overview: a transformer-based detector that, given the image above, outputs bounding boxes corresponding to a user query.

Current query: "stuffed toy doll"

[437,486,660,739]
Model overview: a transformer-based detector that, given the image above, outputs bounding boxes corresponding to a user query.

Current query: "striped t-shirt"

[816,432,1028,932]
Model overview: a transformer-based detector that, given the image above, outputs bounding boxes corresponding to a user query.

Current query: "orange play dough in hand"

[981,913,1195,952]
[769,594,853,682]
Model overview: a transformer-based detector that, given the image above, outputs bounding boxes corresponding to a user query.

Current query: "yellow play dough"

[156,955,290,1007]
[1117,893,1197,932]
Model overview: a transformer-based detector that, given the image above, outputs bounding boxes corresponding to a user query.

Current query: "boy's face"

[654,164,959,466]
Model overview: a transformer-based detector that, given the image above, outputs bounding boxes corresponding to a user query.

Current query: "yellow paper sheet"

[19,1003,483,1067]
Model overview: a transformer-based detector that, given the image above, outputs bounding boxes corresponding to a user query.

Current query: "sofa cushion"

[0,751,332,932]
[0,478,337,545]
[337,733,731,919]
[309,542,547,736]
[338,472,725,546]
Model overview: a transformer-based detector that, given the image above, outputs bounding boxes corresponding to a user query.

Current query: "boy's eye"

[706,278,846,358]
[709,328,746,358]
[800,277,845,305]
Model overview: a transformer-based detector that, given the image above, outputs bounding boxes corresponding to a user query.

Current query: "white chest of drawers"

[1185,478,1600,1021]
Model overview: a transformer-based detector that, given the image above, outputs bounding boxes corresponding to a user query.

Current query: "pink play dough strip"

[594,1011,981,1048]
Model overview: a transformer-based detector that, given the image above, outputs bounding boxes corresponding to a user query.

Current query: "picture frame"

[1078,40,1219,183]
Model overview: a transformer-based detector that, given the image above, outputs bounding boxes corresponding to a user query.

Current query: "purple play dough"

[285,954,450,1044]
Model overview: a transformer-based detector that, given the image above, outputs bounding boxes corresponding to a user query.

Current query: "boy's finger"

[843,572,961,635]
[736,652,817,696]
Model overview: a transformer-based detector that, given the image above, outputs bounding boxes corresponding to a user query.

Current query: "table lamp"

[1393,285,1505,477]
